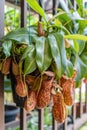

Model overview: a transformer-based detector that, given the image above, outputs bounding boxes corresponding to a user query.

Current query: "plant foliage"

[0,0,87,88]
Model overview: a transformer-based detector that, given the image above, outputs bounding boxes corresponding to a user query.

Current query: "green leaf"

[23,47,37,75]
[75,79,82,88]
[73,40,79,53]
[78,40,85,55]
[54,19,62,27]
[26,0,46,21]
[48,34,62,77]
[54,33,74,77]
[64,34,87,41]
[44,38,52,70]
[77,19,87,33]
[66,60,74,77]
[51,62,59,79]
[75,0,83,9]
[53,33,66,73]
[59,0,70,13]
[75,0,83,17]
[76,56,87,80]
[72,11,82,20]
[2,28,29,43]
[21,44,34,61]
[2,40,12,57]
[57,10,75,33]
[80,53,87,65]
[35,37,45,73]
[75,47,87,87]
[35,37,52,73]
[1,27,37,44]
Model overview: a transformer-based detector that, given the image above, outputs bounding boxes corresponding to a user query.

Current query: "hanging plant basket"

[1,0,87,123]
[0,22,76,122]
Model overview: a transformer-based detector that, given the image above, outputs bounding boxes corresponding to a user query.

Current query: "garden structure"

[1,0,87,130]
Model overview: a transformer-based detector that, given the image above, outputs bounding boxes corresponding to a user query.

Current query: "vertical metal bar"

[0,73,4,130]
[38,109,44,130]
[39,0,42,21]
[53,0,59,16]
[70,0,74,5]
[0,0,4,38]
[21,0,27,27]
[72,104,76,130]
[52,0,56,15]
[39,0,42,7]
[20,108,26,130]
[52,1,59,129]
[72,90,76,130]
[63,119,67,130]
[79,87,82,117]
[38,0,44,129]
[20,1,27,130]
[52,1,58,129]
[0,0,4,130]
[85,84,87,112]
[52,117,57,130]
